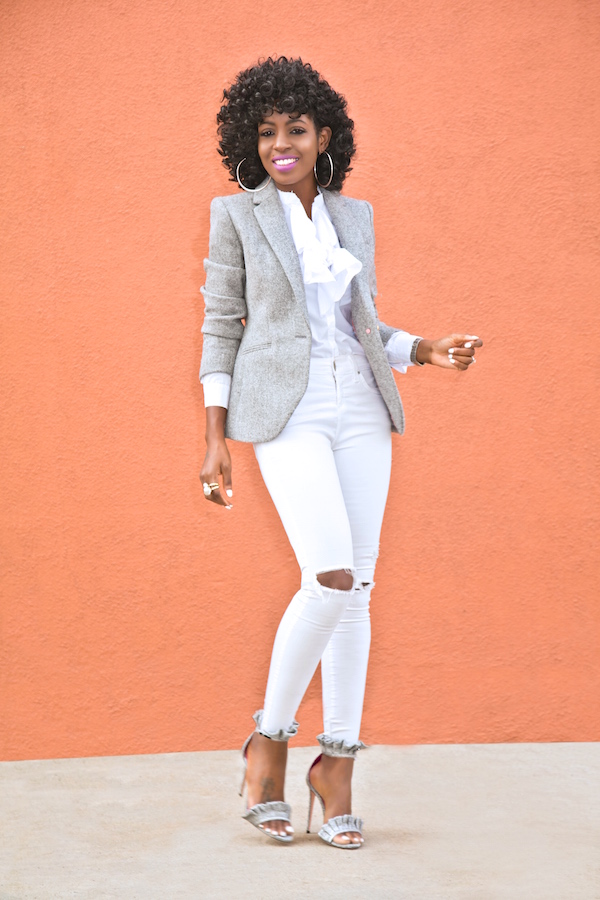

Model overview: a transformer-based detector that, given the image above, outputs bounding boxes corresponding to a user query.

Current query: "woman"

[199,57,482,849]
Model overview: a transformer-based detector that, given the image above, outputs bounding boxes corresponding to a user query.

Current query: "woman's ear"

[319,126,332,153]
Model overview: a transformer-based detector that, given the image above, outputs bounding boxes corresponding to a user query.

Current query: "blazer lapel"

[253,181,306,312]
[322,190,361,258]
[322,189,371,316]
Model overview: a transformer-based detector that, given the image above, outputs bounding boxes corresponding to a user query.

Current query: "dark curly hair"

[217,57,355,193]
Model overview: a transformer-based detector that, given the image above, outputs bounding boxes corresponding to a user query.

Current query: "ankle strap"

[317,734,367,759]
[253,709,299,741]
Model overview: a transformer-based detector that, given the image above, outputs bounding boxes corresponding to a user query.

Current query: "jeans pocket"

[357,367,382,396]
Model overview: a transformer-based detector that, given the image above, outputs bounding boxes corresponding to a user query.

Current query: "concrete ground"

[1,743,599,900]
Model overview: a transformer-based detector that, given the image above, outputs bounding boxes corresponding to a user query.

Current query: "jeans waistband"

[308,353,368,376]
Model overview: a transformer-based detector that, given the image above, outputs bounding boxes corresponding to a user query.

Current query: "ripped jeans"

[253,355,393,744]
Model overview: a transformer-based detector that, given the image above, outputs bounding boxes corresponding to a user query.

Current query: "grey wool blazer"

[200,179,406,443]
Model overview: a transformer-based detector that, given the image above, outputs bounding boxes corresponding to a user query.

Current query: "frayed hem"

[317,733,368,758]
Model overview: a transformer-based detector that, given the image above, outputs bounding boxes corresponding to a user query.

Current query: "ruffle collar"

[277,189,362,313]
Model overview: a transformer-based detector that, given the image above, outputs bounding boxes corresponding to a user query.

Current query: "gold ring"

[208,483,220,490]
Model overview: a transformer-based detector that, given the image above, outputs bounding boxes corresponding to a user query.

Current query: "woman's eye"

[259,130,274,137]
[290,128,306,134]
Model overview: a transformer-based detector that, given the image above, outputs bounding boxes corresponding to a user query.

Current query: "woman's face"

[257,111,331,193]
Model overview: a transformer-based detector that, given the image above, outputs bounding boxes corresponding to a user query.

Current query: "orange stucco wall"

[1,1,599,761]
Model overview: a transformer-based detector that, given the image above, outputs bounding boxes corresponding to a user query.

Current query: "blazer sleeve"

[365,201,403,347]
[199,197,247,379]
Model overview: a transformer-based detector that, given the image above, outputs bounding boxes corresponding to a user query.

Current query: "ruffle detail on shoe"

[242,800,292,827]
[253,709,299,741]
[316,734,367,758]
[318,814,364,845]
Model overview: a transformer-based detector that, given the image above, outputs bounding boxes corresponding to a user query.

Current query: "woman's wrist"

[205,406,227,444]
[415,338,432,365]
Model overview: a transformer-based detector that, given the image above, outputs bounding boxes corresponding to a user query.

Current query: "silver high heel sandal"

[306,734,366,849]
[240,709,298,844]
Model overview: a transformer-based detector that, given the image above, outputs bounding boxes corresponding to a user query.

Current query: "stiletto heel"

[306,756,327,834]
[240,710,298,844]
[305,736,366,850]
[306,777,317,833]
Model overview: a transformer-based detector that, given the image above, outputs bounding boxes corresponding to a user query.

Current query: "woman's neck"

[276,176,318,219]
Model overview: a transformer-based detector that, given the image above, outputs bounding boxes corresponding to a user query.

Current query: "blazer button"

[365,328,371,334]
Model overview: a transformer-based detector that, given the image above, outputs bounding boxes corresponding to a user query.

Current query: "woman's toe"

[334,834,351,844]
[332,831,363,845]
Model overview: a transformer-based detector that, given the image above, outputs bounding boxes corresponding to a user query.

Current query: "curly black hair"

[216,57,355,193]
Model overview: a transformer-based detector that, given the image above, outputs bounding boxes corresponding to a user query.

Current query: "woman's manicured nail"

[450,358,456,364]
[225,505,233,510]
[226,489,233,497]
[448,348,455,354]
[464,342,472,348]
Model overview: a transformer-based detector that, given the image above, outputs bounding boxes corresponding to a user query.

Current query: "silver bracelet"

[410,337,425,366]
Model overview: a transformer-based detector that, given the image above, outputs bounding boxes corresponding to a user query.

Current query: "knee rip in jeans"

[359,581,375,591]
[355,549,378,592]
[315,568,355,593]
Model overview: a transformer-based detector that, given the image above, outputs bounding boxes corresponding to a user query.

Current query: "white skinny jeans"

[253,354,392,744]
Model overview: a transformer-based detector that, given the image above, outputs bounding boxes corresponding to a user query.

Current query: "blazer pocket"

[240,341,271,355]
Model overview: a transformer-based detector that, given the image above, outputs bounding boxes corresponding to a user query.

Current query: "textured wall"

[1,0,599,761]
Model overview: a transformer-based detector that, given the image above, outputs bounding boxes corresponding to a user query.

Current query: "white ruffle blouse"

[201,189,421,409]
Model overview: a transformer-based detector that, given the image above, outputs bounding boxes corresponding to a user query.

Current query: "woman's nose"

[273,130,291,152]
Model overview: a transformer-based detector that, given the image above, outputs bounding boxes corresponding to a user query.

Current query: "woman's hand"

[200,406,233,509]
[417,334,483,370]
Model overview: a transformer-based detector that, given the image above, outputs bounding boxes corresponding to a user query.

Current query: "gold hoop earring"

[314,151,334,189]
[236,158,271,193]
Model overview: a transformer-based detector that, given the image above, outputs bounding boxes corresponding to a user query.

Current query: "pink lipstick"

[272,156,299,171]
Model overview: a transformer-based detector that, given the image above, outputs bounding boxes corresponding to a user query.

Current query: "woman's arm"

[200,198,247,378]
[199,198,247,509]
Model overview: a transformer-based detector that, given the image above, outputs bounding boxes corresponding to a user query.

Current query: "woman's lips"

[272,157,299,170]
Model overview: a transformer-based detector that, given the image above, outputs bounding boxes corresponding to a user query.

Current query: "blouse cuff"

[201,372,231,409]
[384,330,423,373]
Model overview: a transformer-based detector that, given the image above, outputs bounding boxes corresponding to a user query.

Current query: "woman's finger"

[448,347,475,369]
[207,482,230,507]
[200,474,232,508]
[448,347,475,360]
[449,355,474,370]
[221,461,233,500]
[208,485,231,508]
[450,335,483,351]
